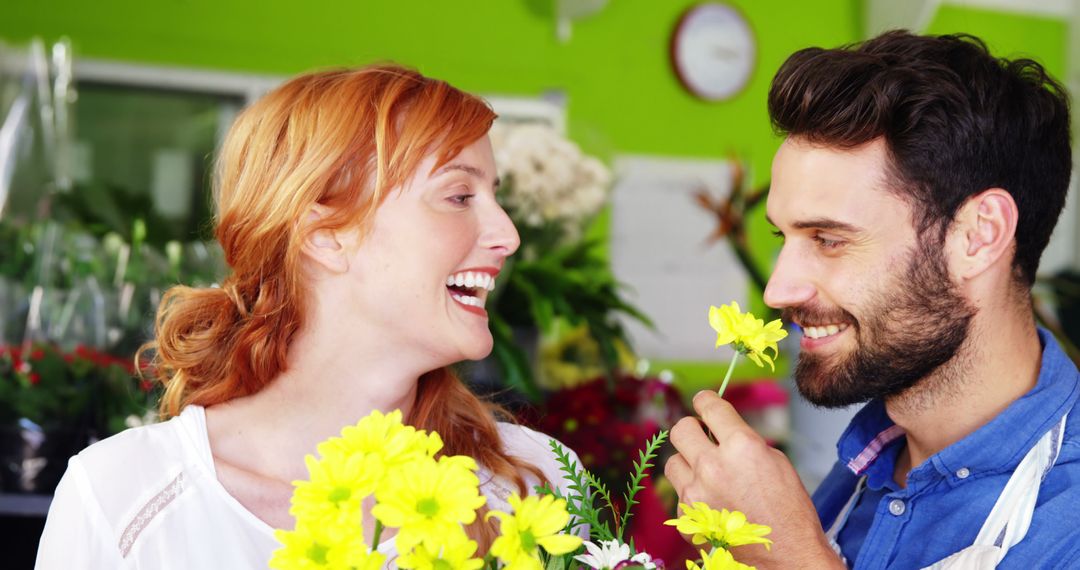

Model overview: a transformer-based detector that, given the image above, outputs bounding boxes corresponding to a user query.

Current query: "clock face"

[671,2,756,101]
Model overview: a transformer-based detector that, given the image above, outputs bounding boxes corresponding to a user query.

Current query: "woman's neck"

[205,322,427,483]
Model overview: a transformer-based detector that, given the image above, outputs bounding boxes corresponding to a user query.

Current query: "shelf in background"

[0,494,52,517]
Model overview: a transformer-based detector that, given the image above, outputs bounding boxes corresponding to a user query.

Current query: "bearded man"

[665,30,1080,568]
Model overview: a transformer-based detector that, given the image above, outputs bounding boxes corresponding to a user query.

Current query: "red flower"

[29,373,40,385]
[30,349,44,361]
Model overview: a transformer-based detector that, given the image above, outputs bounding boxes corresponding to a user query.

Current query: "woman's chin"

[462,339,494,362]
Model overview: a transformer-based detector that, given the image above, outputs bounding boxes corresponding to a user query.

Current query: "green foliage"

[619,431,668,541]
[536,429,670,564]
[0,343,157,433]
[490,238,652,400]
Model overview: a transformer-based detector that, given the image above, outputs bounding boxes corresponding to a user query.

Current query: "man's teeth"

[451,293,484,307]
[445,271,495,291]
[803,323,849,340]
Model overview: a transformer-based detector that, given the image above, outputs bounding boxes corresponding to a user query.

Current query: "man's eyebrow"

[791,218,864,233]
[434,163,499,188]
[765,215,862,233]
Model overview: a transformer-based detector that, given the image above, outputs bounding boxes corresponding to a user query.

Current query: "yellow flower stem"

[371,520,383,550]
[718,350,740,397]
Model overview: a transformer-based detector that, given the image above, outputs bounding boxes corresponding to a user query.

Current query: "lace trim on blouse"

[118,472,186,557]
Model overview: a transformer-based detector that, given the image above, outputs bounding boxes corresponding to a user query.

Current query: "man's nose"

[763,245,816,309]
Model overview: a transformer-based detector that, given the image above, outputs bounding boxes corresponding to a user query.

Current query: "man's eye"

[771,230,785,241]
[813,235,844,249]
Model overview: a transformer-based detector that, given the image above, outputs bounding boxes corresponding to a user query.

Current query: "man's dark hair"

[768,30,1071,286]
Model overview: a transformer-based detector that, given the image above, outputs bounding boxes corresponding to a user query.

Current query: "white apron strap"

[922,413,1068,570]
[826,475,867,564]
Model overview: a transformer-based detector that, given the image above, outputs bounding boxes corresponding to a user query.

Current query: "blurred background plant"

[527,368,697,564]
[0,37,225,495]
[482,121,651,401]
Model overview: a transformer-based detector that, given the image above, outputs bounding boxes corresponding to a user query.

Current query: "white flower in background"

[626,550,661,569]
[575,539,632,569]
[489,121,612,242]
[574,539,661,569]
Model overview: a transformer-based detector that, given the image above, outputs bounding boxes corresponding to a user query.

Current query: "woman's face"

[342,134,519,365]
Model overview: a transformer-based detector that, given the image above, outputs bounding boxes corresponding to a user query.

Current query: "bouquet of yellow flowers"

[270,302,784,570]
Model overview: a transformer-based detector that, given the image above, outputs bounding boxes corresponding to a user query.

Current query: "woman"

[36,65,578,568]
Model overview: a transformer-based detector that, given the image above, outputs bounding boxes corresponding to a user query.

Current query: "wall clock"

[670,2,756,101]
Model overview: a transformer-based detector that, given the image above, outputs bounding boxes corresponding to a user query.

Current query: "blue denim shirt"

[812,328,1080,569]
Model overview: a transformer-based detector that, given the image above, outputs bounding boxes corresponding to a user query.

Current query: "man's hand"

[665,390,844,569]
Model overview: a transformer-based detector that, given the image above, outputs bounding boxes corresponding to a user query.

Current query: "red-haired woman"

[36,65,579,568]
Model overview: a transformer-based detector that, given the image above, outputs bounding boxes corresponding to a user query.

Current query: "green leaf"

[620,430,670,541]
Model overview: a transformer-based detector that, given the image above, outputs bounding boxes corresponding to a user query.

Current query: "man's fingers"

[670,415,715,467]
[664,452,692,494]
[694,390,756,440]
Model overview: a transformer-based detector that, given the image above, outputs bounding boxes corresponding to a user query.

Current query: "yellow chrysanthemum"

[371,455,486,552]
[686,547,754,570]
[289,448,383,531]
[708,302,788,371]
[396,525,484,570]
[487,494,584,570]
[665,502,772,550]
[270,522,385,570]
[317,409,443,472]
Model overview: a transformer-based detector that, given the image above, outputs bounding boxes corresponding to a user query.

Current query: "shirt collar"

[835,328,1079,487]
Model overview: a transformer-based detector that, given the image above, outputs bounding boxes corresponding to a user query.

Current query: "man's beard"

[784,239,977,408]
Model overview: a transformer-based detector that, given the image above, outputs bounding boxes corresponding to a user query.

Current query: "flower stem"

[718,351,740,397]
[371,520,384,549]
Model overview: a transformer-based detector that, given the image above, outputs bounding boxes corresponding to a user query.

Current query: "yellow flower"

[665,502,772,550]
[317,409,443,472]
[270,522,385,570]
[371,455,487,552]
[685,547,754,570]
[708,302,787,371]
[289,448,383,531]
[487,494,583,570]
[396,525,484,570]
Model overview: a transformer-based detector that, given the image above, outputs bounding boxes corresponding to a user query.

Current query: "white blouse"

[35,405,581,569]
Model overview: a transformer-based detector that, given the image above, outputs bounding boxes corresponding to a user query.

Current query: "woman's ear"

[300,204,350,274]
[948,188,1018,281]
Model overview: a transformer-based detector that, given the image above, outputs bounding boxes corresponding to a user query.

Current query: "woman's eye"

[771,229,785,241]
[449,193,475,206]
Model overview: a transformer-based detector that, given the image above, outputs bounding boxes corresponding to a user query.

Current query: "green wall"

[927,5,1067,78]
[1,0,859,184]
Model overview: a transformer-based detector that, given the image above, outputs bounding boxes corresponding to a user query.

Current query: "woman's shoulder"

[494,421,581,481]
[76,406,202,477]
[61,406,208,523]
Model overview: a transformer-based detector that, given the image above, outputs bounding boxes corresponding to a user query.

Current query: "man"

[665,30,1080,568]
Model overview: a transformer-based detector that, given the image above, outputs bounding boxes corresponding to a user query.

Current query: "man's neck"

[885,313,1042,486]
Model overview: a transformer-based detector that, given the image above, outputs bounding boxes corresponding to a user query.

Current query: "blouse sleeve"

[36,457,125,569]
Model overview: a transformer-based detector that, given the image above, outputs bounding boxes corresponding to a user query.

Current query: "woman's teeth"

[803,323,849,340]
[450,293,484,307]
[445,271,495,291]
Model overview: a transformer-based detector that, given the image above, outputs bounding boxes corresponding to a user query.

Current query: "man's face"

[764,138,975,408]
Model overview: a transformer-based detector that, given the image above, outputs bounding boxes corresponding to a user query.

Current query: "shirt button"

[889,499,906,516]
[956,467,971,479]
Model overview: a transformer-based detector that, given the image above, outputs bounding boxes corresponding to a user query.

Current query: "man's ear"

[948,189,1018,281]
[300,204,350,274]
